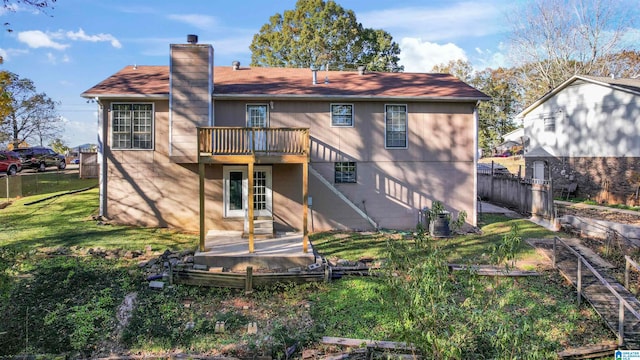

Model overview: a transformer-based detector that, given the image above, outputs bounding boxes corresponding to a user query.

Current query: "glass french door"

[224,166,272,218]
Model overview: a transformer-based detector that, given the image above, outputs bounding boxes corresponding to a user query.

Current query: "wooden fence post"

[552,237,557,268]
[245,266,253,293]
[625,256,630,290]
[619,301,625,346]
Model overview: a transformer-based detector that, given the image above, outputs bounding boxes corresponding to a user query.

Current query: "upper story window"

[247,104,269,127]
[331,104,353,127]
[385,104,408,148]
[111,103,153,150]
[543,116,555,131]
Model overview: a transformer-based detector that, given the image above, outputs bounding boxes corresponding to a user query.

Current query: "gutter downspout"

[96,97,107,217]
[308,166,378,229]
[473,101,479,227]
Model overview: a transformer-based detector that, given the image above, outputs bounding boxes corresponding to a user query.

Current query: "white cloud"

[399,38,467,72]
[473,42,509,70]
[66,28,122,48]
[167,14,217,30]
[45,51,71,65]
[359,1,510,41]
[17,30,69,50]
[0,47,29,61]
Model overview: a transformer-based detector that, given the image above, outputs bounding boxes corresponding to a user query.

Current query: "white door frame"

[223,165,272,219]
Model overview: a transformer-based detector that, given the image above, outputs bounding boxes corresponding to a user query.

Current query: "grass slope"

[0,189,615,358]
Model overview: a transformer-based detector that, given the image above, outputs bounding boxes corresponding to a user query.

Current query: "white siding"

[524,81,640,157]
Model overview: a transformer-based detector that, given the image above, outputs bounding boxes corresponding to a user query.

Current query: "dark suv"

[13,147,66,172]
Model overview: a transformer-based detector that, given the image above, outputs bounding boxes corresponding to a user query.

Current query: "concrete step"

[243,219,274,238]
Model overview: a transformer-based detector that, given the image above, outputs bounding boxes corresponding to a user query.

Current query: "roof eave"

[212,93,491,102]
[81,93,169,99]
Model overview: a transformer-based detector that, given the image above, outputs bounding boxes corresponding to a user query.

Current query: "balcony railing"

[198,127,309,156]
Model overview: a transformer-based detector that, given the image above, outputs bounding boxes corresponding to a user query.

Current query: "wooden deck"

[193,230,318,271]
[530,238,640,348]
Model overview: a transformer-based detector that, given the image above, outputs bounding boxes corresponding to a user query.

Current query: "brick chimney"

[169,34,213,162]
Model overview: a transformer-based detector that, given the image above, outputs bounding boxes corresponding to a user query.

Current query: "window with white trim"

[385,104,407,148]
[247,104,268,127]
[111,103,153,149]
[331,104,353,127]
[335,162,356,183]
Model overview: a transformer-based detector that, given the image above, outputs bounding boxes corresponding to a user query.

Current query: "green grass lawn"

[0,188,616,358]
[0,188,197,252]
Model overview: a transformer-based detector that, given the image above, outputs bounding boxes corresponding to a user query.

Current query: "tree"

[3,0,56,33]
[249,0,402,71]
[507,0,636,104]
[49,137,69,154]
[431,60,523,153]
[431,59,475,84]
[593,50,640,78]
[0,72,62,148]
[473,67,523,154]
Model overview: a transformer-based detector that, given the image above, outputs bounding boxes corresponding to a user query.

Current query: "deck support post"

[248,161,255,253]
[199,162,205,252]
[303,161,309,253]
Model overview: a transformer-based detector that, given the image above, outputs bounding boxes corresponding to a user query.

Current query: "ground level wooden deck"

[193,230,318,271]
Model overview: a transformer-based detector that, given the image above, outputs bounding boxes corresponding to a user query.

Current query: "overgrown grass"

[0,189,616,358]
[312,214,563,266]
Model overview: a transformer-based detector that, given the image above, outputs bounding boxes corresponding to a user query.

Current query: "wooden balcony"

[197,127,310,164]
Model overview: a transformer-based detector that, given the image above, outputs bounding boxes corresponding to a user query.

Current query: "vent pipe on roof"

[311,65,318,85]
[358,65,366,75]
[187,34,198,44]
[232,61,240,70]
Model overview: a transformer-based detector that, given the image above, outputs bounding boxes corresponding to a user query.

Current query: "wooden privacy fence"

[478,173,554,218]
[79,152,98,179]
[198,127,309,155]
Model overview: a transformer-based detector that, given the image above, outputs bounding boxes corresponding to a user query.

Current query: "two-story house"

[81,36,489,252]
[521,75,640,204]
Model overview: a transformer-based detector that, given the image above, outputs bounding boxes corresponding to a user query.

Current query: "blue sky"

[0,0,622,147]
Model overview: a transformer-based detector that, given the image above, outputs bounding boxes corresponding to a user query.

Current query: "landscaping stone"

[149,281,164,289]
[247,322,257,334]
[214,321,225,333]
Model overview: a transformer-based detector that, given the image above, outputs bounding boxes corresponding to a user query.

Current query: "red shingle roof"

[82,65,490,101]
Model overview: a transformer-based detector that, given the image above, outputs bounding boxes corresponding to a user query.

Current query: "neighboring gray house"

[520,75,640,204]
[495,127,525,154]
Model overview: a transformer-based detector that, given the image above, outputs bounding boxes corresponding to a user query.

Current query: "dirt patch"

[557,203,640,226]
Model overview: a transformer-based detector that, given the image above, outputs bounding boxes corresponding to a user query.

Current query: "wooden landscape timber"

[322,336,415,350]
[557,342,618,359]
[448,264,540,276]
[172,267,326,290]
